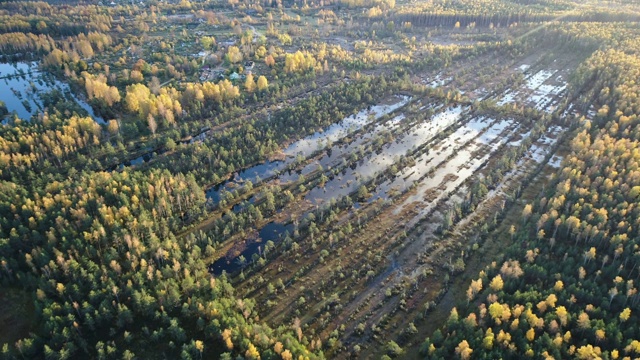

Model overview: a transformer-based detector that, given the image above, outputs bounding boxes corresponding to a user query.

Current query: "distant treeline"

[0,1,111,36]
[395,12,640,28]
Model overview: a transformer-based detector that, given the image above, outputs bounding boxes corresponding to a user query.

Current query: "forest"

[1,0,640,359]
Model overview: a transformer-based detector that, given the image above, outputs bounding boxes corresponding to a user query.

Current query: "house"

[199,67,223,82]
[229,72,241,81]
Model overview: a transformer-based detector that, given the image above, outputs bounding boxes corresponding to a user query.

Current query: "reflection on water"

[0,61,104,123]
[209,221,294,275]
[208,96,411,275]
[204,96,411,204]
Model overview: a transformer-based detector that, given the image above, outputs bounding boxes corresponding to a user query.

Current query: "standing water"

[208,96,411,274]
[0,61,104,124]
[205,96,411,204]
[209,222,294,276]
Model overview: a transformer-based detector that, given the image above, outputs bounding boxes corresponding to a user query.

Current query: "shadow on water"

[209,222,294,276]
[108,129,212,172]
[204,160,286,204]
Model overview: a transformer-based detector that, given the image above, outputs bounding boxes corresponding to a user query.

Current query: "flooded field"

[3,0,633,358]
[202,49,581,359]
[0,61,103,123]
[497,66,568,112]
[141,41,587,359]
[205,96,411,205]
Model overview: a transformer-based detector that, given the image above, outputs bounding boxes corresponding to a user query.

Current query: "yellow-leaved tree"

[490,275,504,291]
[455,340,473,360]
[257,75,268,91]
